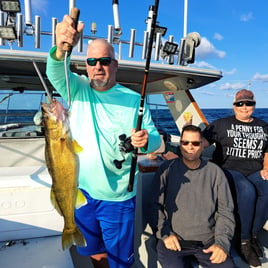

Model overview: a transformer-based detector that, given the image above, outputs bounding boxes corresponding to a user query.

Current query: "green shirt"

[46,47,161,201]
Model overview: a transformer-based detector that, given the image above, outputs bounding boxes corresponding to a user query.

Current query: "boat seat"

[0,137,46,167]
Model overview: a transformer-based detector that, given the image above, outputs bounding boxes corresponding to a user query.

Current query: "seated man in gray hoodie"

[150,125,235,267]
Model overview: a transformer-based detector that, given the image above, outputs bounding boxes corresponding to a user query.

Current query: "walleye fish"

[42,99,87,250]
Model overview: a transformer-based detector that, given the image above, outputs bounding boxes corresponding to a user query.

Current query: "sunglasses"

[180,140,202,146]
[86,57,114,66]
[233,101,255,107]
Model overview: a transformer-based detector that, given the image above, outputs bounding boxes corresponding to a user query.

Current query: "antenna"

[183,0,188,37]
[248,80,251,90]
[91,22,97,36]
[69,0,76,13]
[24,0,32,26]
[112,0,122,35]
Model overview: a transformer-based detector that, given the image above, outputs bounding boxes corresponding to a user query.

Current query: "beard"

[91,79,109,88]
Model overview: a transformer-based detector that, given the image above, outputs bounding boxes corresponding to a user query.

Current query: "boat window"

[0,90,66,138]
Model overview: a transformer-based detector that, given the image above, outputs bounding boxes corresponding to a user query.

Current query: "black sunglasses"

[233,101,256,107]
[86,57,114,66]
[180,140,202,146]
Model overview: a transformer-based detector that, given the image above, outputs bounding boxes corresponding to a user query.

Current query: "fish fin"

[62,226,87,250]
[75,189,87,209]
[50,190,63,216]
[73,140,83,153]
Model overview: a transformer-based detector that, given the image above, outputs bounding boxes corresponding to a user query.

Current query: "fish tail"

[62,227,87,250]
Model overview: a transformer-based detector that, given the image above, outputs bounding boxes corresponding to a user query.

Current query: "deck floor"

[69,227,268,268]
[0,229,267,267]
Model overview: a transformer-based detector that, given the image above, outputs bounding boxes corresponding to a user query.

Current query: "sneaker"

[251,236,263,258]
[240,240,262,267]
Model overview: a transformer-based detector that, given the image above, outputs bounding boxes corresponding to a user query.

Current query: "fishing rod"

[63,7,80,110]
[112,0,122,35]
[127,0,160,192]
[32,8,80,106]
[32,60,52,104]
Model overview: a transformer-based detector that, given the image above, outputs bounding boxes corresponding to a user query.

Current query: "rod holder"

[34,15,41,48]
[52,17,57,47]
[118,41,122,60]
[24,0,32,26]
[154,32,161,61]
[112,0,121,34]
[17,13,23,47]
[178,38,185,65]
[107,25,113,44]
[142,31,149,59]
[0,11,5,46]
[128,29,136,58]
[168,35,174,64]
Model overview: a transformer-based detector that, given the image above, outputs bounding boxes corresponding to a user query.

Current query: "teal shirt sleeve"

[141,101,162,154]
[46,45,161,155]
[46,46,162,201]
[46,46,68,99]
[46,46,89,102]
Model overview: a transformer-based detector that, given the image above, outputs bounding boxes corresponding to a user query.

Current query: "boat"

[0,0,267,267]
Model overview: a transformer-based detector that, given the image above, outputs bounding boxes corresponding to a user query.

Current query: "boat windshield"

[0,90,66,138]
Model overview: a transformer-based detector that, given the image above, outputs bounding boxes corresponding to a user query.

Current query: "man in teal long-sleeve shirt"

[46,14,161,268]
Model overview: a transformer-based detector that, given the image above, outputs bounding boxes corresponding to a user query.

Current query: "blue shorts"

[75,190,135,268]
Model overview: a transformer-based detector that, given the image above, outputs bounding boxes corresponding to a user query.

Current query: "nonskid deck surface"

[0,236,74,268]
[136,226,268,268]
[0,227,267,268]
[1,160,267,268]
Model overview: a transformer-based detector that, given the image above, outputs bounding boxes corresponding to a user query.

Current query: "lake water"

[150,108,268,136]
[1,108,268,137]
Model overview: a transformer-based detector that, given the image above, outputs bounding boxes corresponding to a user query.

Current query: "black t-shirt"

[203,115,268,176]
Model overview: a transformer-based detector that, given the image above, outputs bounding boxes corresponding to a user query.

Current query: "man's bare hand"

[55,15,84,60]
[131,129,148,148]
[163,235,181,251]
[203,244,227,263]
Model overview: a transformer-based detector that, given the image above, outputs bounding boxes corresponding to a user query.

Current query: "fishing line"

[64,52,71,109]
[0,93,13,104]
[32,60,52,104]
[33,8,79,108]
[127,0,160,192]
[63,7,80,111]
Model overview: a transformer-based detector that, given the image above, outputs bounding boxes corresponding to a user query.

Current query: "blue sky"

[2,0,268,108]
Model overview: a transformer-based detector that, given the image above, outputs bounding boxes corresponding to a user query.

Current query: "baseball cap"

[233,89,255,103]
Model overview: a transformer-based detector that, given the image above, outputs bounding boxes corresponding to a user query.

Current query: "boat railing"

[0,91,41,123]
[0,2,200,66]
[147,101,169,129]
[147,102,171,129]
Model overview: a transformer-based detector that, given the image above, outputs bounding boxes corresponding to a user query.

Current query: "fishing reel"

[113,134,134,169]
[118,134,134,153]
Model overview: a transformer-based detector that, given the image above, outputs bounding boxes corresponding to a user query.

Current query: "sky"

[2,0,268,108]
